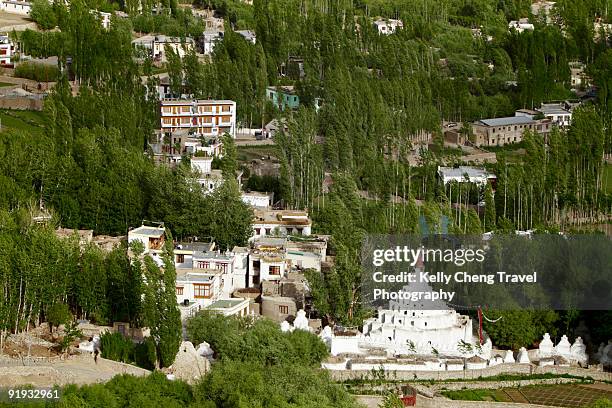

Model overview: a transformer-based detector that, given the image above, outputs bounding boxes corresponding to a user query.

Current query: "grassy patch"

[0,82,14,87]
[237,144,280,162]
[0,109,46,135]
[442,389,511,402]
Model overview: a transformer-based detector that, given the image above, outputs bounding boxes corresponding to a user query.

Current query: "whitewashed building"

[248,237,288,286]
[132,35,195,62]
[128,224,166,255]
[191,156,224,194]
[160,99,236,138]
[0,0,32,15]
[241,191,274,208]
[508,18,534,33]
[251,209,312,240]
[373,18,403,35]
[0,35,14,66]
[200,30,223,55]
[437,166,496,186]
[174,243,250,319]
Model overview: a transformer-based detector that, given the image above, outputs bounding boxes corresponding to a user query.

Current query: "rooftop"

[477,116,534,127]
[176,241,215,253]
[438,166,496,180]
[176,271,220,283]
[193,250,234,262]
[253,209,311,225]
[161,98,236,105]
[538,104,571,115]
[235,30,256,40]
[129,225,165,237]
[206,299,245,309]
[267,85,296,94]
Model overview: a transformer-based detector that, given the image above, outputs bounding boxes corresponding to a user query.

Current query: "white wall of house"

[286,251,321,271]
[0,0,32,15]
[251,223,312,240]
[191,157,213,175]
[176,273,222,308]
[0,35,13,65]
[241,192,273,208]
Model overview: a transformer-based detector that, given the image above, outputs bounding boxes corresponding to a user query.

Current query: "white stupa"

[517,347,530,363]
[504,350,515,363]
[538,333,554,358]
[280,320,292,333]
[555,335,571,358]
[293,310,310,331]
[570,337,588,366]
[361,262,476,357]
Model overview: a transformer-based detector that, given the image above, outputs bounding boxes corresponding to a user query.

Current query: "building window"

[269,266,281,275]
[255,228,261,235]
[279,305,289,314]
[176,287,184,296]
[218,263,228,273]
[194,284,211,298]
[197,261,210,269]
[176,254,185,263]
[265,228,271,235]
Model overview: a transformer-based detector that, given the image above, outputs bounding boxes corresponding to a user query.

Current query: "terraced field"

[444,383,612,407]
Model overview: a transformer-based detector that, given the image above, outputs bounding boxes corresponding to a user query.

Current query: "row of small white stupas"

[537,333,588,367]
[318,331,589,372]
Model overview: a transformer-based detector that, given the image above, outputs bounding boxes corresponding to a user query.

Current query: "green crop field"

[237,144,279,162]
[443,384,612,407]
[0,109,46,135]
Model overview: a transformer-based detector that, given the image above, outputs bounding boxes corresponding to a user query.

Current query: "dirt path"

[0,355,150,387]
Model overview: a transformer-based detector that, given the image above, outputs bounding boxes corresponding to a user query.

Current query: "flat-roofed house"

[472,116,551,146]
[132,35,195,62]
[128,224,165,255]
[536,103,574,127]
[0,0,32,15]
[437,166,496,186]
[373,18,403,35]
[241,191,274,208]
[174,245,250,319]
[248,237,288,286]
[251,209,312,241]
[160,99,236,137]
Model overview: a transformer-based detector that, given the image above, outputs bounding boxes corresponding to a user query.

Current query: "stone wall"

[328,363,612,382]
[0,96,44,110]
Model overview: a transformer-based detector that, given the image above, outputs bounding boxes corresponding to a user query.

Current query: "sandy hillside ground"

[0,355,150,387]
[0,11,36,32]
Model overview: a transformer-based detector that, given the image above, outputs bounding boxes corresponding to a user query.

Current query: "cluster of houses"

[132,29,256,63]
[126,203,327,325]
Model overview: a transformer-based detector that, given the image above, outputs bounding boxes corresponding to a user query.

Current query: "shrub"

[134,337,157,370]
[100,332,134,363]
[14,62,59,82]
